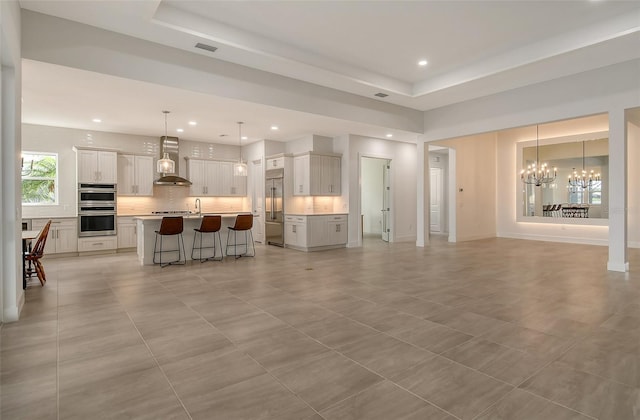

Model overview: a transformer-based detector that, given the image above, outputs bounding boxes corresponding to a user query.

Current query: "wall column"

[1,64,21,321]
[416,137,429,246]
[607,108,628,272]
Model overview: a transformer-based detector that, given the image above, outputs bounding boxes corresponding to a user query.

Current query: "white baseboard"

[607,261,629,272]
[4,294,22,322]
[394,234,417,243]
[497,232,608,247]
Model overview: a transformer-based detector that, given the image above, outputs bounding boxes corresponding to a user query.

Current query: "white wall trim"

[497,232,609,247]
[394,234,417,243]
[607,261,629,272]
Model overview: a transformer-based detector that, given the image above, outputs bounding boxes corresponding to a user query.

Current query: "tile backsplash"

[117,186,247,215]
[289,196,345,214]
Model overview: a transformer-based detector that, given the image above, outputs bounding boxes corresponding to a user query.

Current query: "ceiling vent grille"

[195,43,218,53]
[374,92,389,98]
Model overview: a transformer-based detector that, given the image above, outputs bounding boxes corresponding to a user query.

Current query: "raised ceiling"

[18,0,640,142]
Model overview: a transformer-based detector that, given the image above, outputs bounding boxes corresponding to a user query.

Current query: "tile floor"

[2,237,639,419]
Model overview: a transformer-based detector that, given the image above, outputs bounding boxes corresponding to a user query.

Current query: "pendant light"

[568,141,600,189]
[157,110,176,174]
[233,121,247,177]
[520,125,557,187]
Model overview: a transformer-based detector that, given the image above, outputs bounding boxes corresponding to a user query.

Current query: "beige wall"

[434,133,497,242]
[629,120,640,247]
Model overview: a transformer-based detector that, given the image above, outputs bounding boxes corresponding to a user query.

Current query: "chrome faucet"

[195,198,201,216]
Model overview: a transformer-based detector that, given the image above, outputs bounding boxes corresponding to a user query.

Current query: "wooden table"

[22,230,40,289]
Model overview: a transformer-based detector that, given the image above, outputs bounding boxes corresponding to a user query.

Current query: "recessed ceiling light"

[92,118,102,123]
[418,59,428,66]
[241,136,248,140]
[271,125,279,130]
[188,121,197,126]
[386,134,393,138]
[176,128,184,133]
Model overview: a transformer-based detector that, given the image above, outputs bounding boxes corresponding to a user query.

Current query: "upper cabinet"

[186,158,246,197]
[118,154,154,196]
[75,148,118,184]
[293,152,341,196]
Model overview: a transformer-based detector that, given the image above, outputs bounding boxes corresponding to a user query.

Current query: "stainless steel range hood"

[154,136,192,186]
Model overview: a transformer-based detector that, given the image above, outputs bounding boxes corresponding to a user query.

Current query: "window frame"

[21,151,59,206]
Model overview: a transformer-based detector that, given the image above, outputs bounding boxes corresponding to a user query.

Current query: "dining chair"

[25,220,52,286]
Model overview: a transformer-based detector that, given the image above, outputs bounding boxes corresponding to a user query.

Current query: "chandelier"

[568,141,600,189]
[157,110,176,174]
[520,125,556,187]
[233,121,247,177]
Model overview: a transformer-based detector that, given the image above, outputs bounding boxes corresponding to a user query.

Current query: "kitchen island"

[135,213,252,265]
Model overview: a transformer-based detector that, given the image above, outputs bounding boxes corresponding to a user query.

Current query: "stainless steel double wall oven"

[78,183,117,237]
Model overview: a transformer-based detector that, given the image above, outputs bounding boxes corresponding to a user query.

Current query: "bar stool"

[153,216,186,267]
[191,215,223,262]
[226,214,255,258]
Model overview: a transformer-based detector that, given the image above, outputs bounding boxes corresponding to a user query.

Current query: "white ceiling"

[18,0,640,143]
[22,59,422,144]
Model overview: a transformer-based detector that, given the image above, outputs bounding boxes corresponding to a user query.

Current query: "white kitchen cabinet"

[32,218,78,255]
[284,215,307,248]
[266,156,286,169]
[187,158,205,196]
[321,155,341,195]
[75,149,118,184]
[293,153,341,196]
[118,154,154,196]
[306,215,328,247]
[188,159,217,196]
[326,215,348,245]
[117,216,137,248]
[284,214,347,251]
[78,236,117,252]
[187,158,246,197]
[293,155,310,195]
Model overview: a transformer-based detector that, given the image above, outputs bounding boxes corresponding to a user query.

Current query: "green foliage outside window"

[21,153,57,205]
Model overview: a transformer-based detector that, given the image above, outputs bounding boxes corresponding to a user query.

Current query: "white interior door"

[430,167,443,232]
[382,161,391,242]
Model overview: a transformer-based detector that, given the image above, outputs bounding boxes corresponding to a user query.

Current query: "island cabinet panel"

[284,214,348,251]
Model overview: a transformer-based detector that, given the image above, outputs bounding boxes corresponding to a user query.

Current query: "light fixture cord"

[164,111,169,139]
[536,125,539,168]
[238,122,243,162]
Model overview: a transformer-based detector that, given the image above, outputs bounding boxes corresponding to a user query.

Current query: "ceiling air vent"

[374,92,389,98]
[195,43,218,53]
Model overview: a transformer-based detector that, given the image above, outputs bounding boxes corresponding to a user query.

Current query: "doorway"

[361,157,391,243]
[428,148,450,237]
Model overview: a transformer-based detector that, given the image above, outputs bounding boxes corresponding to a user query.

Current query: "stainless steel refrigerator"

[265,168,284,246]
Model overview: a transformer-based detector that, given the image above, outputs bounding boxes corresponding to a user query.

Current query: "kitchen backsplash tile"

[117,186,246,215]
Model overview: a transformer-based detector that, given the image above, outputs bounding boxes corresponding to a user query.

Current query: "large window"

[21,152,58,205]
